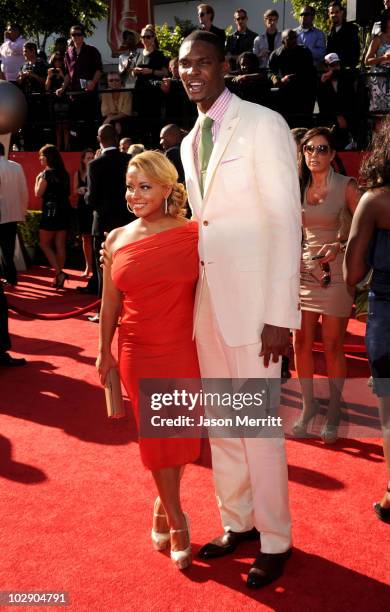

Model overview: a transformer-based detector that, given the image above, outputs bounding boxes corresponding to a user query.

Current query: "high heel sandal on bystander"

[55,271,69,290]
[373,485,390,524]
[292,399,321,436]
[170,513,192,570]
[151,497,170,551]
[320,422,338,444]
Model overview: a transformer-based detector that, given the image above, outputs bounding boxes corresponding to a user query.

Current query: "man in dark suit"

[84,124,133,319]
[269,29,317,127]
[0,282,26,366]
[160,124,185,184]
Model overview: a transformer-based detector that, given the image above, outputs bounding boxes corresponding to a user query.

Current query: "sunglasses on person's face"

[235,16,247,21]
[71,32,83,37]
[303,144,330,155]
[141,34,153,40]
[198,12,210,17]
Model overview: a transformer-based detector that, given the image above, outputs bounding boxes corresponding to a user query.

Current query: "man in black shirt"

[197,4,226,45]
[160,57,197,129]
[0,282,26,366]
[318,52,357,148]
[82,124,133,311]
[226,8,258,70]
[160,123,185,185]
[269,29,317,127]
[327,1,360,68]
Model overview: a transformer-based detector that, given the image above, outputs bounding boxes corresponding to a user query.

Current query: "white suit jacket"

[0,157,28,224]
[181,94,302,347]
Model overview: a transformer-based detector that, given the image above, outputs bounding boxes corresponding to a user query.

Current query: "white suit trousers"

[195,281,292,554]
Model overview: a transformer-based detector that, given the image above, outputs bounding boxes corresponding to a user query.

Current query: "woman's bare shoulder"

[359,187,390,206]
[106,221,140,254]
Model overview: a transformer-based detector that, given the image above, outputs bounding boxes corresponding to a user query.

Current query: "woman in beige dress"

[293,127,361,442]
[101,72,132,136]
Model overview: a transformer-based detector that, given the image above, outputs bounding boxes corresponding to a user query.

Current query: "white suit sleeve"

[254,111,302,330]
[18,166,29,216]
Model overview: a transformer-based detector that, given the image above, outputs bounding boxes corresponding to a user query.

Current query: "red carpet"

[1,268,389,611]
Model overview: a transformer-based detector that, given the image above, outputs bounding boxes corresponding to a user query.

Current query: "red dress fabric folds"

[111,221,201,470]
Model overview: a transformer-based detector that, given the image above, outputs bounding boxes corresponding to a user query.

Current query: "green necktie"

[199,116,214,196]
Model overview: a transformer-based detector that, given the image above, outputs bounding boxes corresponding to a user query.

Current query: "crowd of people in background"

[0,4,389,537]
[0,2,389,152]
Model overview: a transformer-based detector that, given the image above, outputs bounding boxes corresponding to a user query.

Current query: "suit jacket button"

[203,220,209,226]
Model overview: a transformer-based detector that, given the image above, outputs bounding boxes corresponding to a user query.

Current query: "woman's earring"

[164,198,169,215]
[127,202,134,213]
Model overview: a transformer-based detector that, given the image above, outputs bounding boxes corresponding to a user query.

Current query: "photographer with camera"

[18,42,47,93]
[17,42,47,150]
[132,25,168,147]
[46,53,70,151]
[118,30,141,90]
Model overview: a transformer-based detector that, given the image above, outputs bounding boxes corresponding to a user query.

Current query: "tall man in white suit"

[178,30,301,588]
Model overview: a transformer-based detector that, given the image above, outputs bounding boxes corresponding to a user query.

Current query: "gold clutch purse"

[105,368,126,419]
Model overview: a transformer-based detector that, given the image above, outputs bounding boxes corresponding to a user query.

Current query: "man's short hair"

[264,9,279,20]
[181,30,225,61]
[282,29,297,41]
[197,4,215,21]
[0,143,5,156]
[234,8,247,18]
[8,23,22,33]
[70,24,85,35]
[328,1,344,9]
[24,42,37,54]
[98,123,116,145]
[303,6,316,16]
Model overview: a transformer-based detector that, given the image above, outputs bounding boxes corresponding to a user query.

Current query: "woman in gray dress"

[293,127,361,442]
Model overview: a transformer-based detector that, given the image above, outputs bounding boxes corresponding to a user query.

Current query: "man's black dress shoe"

[198,528,259,559]
[247,549,292,589]
[0,352,27,367]
[76,286,97,295]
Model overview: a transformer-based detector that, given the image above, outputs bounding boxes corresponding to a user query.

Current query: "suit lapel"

[203,97,241,203]
[181,118,202,217]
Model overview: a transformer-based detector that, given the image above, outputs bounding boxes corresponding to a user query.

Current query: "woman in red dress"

[96,151,200,570]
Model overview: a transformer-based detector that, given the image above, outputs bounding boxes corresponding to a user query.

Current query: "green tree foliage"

[287,0,340,31]
[155,18,197,59]
[155,23,184,59]
[0,0,108,49]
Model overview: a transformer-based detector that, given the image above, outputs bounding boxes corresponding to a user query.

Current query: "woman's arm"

[343,191,377,286]
[365,36,384,66]
[73,170,79,196]
[346,178,362,215]
[34,174,47,198]
[96,231,123,385]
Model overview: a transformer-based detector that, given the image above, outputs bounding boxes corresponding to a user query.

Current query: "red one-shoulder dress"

[111,221,201,470]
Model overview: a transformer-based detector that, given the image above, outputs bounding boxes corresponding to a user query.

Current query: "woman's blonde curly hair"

[128,150,187,217]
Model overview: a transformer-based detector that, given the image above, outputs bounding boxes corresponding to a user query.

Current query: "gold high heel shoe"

[151,497,170,551]
[170,513,192,570]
